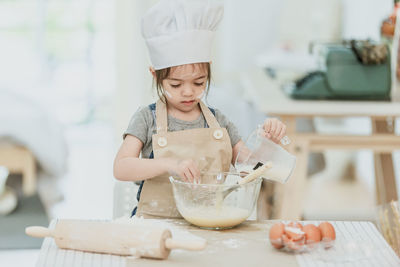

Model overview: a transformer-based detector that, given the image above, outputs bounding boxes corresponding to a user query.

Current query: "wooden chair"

[0,144,36,196]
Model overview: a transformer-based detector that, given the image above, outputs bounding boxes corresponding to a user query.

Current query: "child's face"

[162,64,208,112]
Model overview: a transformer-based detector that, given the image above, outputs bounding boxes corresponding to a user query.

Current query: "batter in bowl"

[179,206,249,229]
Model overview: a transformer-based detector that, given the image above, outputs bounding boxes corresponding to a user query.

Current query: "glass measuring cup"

[234,127,296,184]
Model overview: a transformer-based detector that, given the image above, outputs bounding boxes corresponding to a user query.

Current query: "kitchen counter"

[240,67,400,220]
[35,219,400,267]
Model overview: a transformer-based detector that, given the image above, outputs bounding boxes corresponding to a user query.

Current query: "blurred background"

[1,0,399,265]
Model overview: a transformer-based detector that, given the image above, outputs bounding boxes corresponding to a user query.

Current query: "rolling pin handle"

[165,238,206,251]
[25,226,53,238]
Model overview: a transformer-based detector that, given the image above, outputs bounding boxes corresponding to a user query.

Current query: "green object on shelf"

[286,44,391,101]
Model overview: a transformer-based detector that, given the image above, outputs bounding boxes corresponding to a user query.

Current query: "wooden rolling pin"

[26,219,206,260]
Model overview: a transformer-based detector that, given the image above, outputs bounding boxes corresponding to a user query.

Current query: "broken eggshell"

[284,223,304,241]
[283,222,305,251]
[282,233,305,251]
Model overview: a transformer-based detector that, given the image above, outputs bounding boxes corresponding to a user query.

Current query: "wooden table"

[241,67,400,220]
[34,219,399,267]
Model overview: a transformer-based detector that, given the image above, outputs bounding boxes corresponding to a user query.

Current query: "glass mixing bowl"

[169,172,262,230]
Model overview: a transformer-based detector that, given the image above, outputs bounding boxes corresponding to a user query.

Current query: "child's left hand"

[262,118,287,144]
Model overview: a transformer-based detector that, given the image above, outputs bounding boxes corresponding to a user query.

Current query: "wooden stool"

[0,145,36,196]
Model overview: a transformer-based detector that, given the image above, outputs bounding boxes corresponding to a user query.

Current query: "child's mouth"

[181,100,195,106]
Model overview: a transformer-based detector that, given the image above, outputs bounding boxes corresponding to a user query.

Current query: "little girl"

[113,0,287,219]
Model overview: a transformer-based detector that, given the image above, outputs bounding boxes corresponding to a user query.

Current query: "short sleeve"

[123,106,153,145]
[214,109,242,147]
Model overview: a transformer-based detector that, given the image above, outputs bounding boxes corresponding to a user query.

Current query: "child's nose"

[181,85,194,96]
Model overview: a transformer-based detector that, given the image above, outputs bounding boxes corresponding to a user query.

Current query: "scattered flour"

[114,216,204,242]
[222,238,245,249]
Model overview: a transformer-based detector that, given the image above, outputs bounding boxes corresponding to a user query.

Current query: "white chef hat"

[141,0,224,70]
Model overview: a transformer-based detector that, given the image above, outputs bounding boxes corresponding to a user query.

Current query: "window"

[0,0,115,124]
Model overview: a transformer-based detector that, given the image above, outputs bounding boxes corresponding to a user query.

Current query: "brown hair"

[154,62,211,102]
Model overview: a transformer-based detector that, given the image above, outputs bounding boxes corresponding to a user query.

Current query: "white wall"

[213,0,343,93]
[114,0,157,145]
[213,0,282,89]
[341,0,392,40]
[212,0,393,92]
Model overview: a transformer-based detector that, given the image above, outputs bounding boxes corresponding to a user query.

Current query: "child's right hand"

[168,158,200,184]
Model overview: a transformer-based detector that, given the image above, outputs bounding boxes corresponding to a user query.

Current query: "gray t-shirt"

[124,105,241,158]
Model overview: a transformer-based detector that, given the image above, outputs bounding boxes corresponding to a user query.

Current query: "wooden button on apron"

[157,137,167,147]
[213,129,223,140]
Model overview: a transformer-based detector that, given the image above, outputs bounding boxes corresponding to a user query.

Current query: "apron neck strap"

[156,100,221,134]
[155,99,168,134]
[198,101,220,128]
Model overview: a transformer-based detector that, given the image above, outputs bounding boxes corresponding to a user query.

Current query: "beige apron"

[136,100,232,218]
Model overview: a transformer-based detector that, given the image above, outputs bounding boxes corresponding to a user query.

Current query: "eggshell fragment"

[285,221,304,241]
[282,234,305,251]
[287,221,303,230]
[303,224,321,244]
[269,222,285,249]
[285,226,305,241]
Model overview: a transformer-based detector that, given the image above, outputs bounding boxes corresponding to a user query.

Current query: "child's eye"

[170,84,181,88]
[194,82,204,86]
